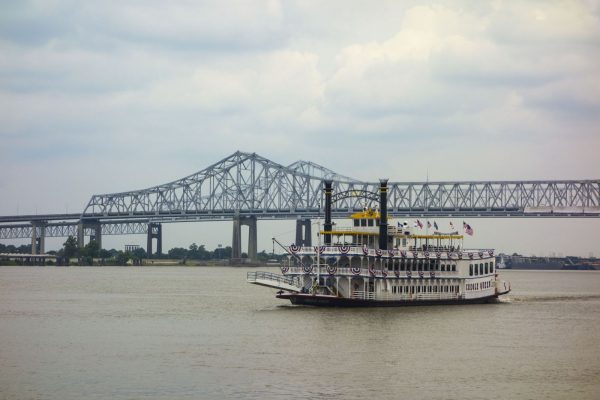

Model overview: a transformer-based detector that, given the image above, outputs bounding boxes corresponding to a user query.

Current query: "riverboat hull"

[276,293,503,307]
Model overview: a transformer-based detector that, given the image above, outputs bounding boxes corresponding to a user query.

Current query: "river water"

[1,267,599,400]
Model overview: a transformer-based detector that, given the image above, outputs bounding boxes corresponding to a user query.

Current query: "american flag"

[449,221,454,230]
[416,220,423,229]
[463,221,474,236]
[427,221,432,228]
[434,221,438,230]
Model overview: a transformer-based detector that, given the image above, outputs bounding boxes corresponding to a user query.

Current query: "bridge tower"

[295,218,312,247]
[147,223,162,258]
[232,215,257,261]
[77,220,102,249]
[30,221,46,255]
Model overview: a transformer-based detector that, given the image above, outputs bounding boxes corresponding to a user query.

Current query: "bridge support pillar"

[77,222,85,248]
[77,220,102,250]
[232,216,257,261]
[295,219,312,247]
[90,223,102,250]
[147,223,162,258]
[30,221,46,255]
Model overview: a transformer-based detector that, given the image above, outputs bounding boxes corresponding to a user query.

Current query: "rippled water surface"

[1,267,599,400]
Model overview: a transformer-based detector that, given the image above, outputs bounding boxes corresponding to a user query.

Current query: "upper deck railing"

[284,245,494,260]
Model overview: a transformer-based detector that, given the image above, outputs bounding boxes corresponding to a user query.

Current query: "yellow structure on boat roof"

[350,209,385,220]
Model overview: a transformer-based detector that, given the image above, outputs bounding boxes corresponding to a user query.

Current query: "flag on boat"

[449,221,455,230]
[434,221,438,230]
[463,221,474,236]
[427,221,432,228]
[417,220,423,229]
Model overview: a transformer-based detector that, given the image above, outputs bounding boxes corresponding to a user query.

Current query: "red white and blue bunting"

[338,245,350,254]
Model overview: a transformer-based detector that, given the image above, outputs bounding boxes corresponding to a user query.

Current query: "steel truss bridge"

[1,151,599,256]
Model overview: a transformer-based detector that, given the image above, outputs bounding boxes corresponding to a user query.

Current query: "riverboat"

[247,180,511,307]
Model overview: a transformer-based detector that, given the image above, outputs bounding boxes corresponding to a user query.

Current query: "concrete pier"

[232,215,257,261]
[147,223,162,258]
[30,221,46,255]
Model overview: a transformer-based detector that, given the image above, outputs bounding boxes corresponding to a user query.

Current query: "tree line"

[1,237,281,265]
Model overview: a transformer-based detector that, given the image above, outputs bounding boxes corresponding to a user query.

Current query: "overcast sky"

[1,1,599,256]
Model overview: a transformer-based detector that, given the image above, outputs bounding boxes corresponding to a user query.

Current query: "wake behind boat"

[247,180,511,307]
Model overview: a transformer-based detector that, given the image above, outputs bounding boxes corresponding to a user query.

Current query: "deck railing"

[350,291,463,301]
[286,245,494,260]
[247,271,299,287]
[283,265,462,279]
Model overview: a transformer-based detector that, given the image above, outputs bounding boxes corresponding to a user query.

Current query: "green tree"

[168,247,188,260]
[83,240,100,259]
[132,247,147,260]
[98,249,112,260]
[115,251,130,265]
[63,236,79,259]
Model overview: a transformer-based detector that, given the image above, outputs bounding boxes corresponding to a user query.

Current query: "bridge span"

[1,151,599,258]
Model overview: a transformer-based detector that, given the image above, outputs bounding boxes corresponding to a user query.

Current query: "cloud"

[0,1,599,254]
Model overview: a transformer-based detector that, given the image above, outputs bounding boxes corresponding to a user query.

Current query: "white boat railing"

[283,266,460,278]
[350,291,463,301]
[247,271,300,287]
[286,245,494,260]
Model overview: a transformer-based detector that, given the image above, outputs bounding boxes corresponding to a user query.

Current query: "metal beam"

[0,152,599,242]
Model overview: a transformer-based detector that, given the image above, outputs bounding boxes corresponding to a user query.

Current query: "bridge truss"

[0,151,599,242]
[82,151,600,221]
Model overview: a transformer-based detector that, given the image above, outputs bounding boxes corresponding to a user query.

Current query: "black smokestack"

[324,180,332,245]
[379,179,388,250]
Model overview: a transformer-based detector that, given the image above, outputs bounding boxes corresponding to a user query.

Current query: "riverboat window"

[490,261,494,273]
[367,219,374,227]
[354,219,359,227]
[360,219,366,227]
[441,264,445,271]
[479,264,484,275]
[451,264,456,272]
[474,265,478,276]
[485,262,489,274]
[469,264,473,276]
